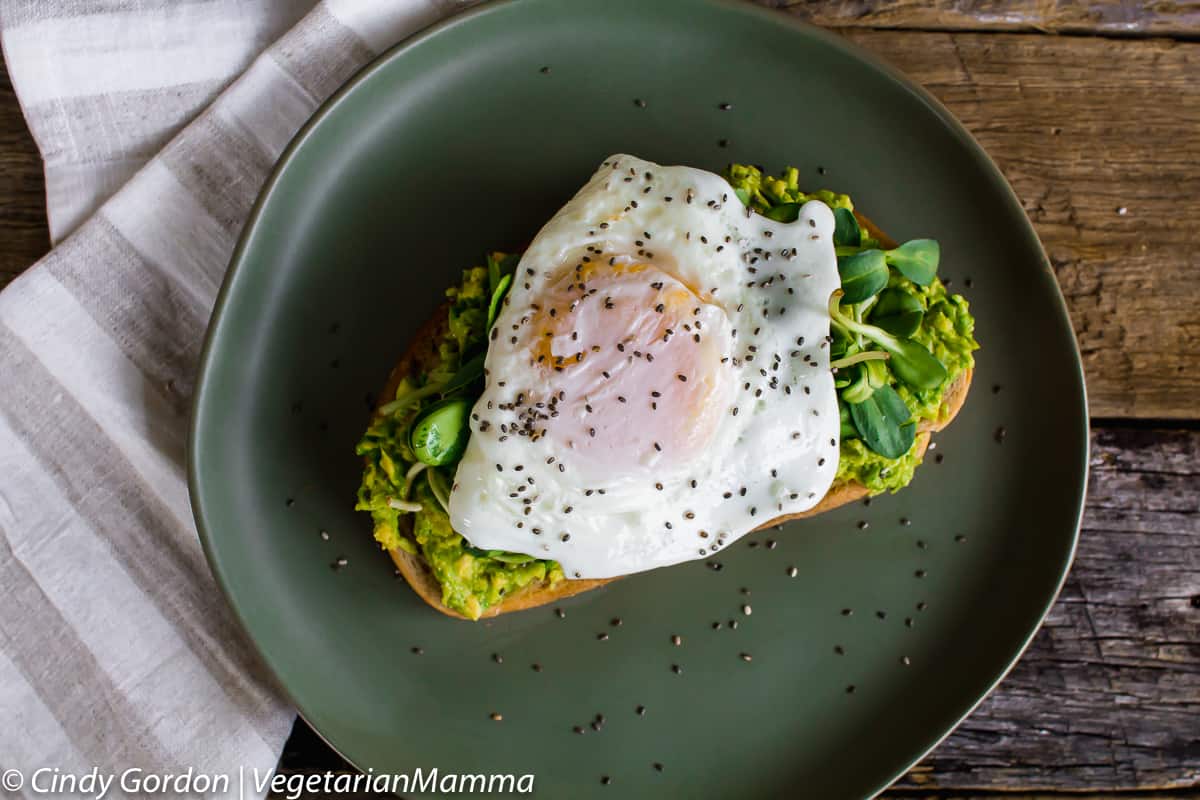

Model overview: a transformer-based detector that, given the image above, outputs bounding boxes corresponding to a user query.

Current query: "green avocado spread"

[356,164,978,619]
[355,263,562,620]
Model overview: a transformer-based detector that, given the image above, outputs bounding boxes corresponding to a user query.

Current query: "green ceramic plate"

[190,1,1088,796]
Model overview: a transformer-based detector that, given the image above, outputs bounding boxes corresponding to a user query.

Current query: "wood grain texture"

[839,29,1200,419]
[766,0,1200,37]
[0,61,49,289]
[888,427,1200,792]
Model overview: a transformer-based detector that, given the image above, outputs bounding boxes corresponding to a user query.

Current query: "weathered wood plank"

[0,61,49,290]
[840,30,1200,419]
[888,427,1200,792]
[766,0,1200,38]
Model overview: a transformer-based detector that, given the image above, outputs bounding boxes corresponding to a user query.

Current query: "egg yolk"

[514,258,734,481]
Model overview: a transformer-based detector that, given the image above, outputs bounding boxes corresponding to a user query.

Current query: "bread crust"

[369,210,971,619]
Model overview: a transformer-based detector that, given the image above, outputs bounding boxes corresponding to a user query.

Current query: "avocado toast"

[356,162,979,620]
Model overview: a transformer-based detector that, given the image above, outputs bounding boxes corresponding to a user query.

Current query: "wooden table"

[2,2,1196,796]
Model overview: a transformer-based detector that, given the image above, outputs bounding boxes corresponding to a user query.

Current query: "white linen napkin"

[0,1,476,796]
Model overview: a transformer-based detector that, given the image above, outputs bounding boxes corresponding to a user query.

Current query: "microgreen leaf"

[487,273,513,331]
[884,338,947,390]
[848,385,916,459]
[870,288,925,338]
[828,290,947,389]
[885,239,939,286]
[837,249,889,304]
[833,207,861,248]
[410,395,473,466]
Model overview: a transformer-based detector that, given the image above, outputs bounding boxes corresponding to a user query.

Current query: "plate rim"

[188,0,1090,795]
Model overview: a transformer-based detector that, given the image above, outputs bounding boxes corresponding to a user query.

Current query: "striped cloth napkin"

[0,1,475,794]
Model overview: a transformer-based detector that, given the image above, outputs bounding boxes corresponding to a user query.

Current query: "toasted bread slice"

[371,212,972,619]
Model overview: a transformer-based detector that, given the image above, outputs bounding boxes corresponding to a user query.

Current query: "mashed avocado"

[355,264,563,619]
[410,481,559,619]
[725,163,854,213]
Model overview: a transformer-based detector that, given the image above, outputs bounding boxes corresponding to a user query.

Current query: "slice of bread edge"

[370,211,972,620]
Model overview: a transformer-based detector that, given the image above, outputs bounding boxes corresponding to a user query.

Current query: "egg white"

[448,154,840,578]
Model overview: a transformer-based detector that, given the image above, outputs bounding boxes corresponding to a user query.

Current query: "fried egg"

[448,154,840,578]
